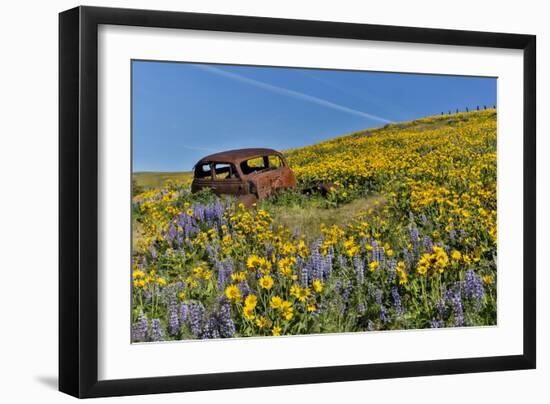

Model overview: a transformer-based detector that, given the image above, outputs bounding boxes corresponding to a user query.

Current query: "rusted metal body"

[191,148,297,205]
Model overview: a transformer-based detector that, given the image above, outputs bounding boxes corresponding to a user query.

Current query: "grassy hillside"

[133,171,193,189]
[130,109,497,341]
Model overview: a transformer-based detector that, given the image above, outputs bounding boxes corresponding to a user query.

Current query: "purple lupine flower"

[334,280,342,293]
[238,281,251,299]
[411,224,419,246]
[430,319,445,328]
[449,228,456,242]
[342,281,353,304]
[387,259,397,283]
[367,319,374,331]
[371,240,379,262]
[340,281,353,314]
[166,224,177,242]
[367,282,375,300]
[378,246,386,268]
[375,289,383,305]
[353,256,364,285]
[421,213,428,225]
[179,302,189,323]
[309,245,323,282]
[324,250,334,279]
[189,303,205,338]
[218,300,236,338]
[436,298,446,318]
[167,300,180,336]
[358,303,366,314]
[337,254,347,269]
[202,315,221,339]
[149,245,157,260]
[132,313,149,342]
[151,318,163,341]
[215,259,226,290]
[301,263,309,287]
[445,288,464,327]
[423,236,434,253]
[463,270,485,310]
[375,289,390,324]
[215,258,233,291]
[206,243,219,261]
[391,287,403,316]
[402,247,412,264]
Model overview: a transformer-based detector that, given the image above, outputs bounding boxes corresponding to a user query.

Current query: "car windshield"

[213,162,239,179]
[240,155,282,175]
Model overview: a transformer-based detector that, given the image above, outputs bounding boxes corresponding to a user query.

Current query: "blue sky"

[132,61,496,172]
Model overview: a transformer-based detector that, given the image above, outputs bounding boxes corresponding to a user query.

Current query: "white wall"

[0,0,546,402]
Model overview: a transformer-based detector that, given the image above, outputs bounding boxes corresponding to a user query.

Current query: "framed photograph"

[59,6,536,398]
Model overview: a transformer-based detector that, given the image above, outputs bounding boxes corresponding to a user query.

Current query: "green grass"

[133,171,193,189]
[260,193,386,242]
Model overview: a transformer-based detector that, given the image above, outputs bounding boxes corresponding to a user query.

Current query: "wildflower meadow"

[131,109,497,342]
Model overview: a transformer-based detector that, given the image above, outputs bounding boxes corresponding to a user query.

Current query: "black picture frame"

[59,5,536,398]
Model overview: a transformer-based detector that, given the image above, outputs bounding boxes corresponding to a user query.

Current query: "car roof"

[196,148,282,164]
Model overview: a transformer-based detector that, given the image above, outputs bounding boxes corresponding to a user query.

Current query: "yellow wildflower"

[270,295,283,309]
[259,275,274,290]
[225,285,241,303]
[312,279,323,293]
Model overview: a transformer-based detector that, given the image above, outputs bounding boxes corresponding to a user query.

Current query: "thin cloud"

[195,65,393,124]
[297,70,408,120]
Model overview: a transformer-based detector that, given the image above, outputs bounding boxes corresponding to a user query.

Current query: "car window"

[268,155,283,169]
[213,163,239,180]
[194,163,212,179]
[241,157,268,174]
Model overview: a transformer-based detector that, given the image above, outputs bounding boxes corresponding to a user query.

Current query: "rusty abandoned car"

[191,148,297,205]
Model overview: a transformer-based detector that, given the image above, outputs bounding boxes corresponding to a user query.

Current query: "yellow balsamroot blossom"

[272,326,282,336]
[281,301,294,320]
[245,294,258,309]
[451,250,462,261]
[259,275,274,290]
[312,279,323,293]
[255,316,271,329]
[482,275,494,285]
[281,242,296,256]
[307,303,317,312]
[156,277,167,287]
[416,246,449,276]
[396,261,408,285]
[231,271,247,282]
[278,256,296,278]
[247,255,261,270]
[296,287,311,303]
[298,239,310,258]
[433,246,449,272]
[132,270,145,279]
[344,237,359,257]
[225,285,241,303]
[369,261,380,272]
[290,284,300,299]
[243,305,255,320]
[270,295,283,309]
[258,258,272,274]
